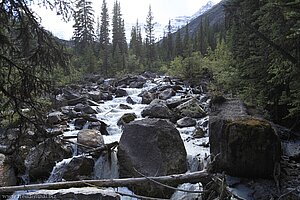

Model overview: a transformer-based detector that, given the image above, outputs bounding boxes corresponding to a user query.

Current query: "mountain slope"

[167,0,226,42]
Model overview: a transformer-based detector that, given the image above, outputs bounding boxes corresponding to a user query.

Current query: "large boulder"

[175,98,206,118]
[209,99,281,178]
[0,154,17,186]
[117,118,187,198]
[176,117,197,128]
[25,138,72,181]
[115,88,128,98]
[141,101,177,122]
[48,156,94,182]
[77,129,104,151]
[140,91,155,104]
[158,88,176,100]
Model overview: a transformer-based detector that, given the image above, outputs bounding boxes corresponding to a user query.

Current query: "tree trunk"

[0,171,211,194]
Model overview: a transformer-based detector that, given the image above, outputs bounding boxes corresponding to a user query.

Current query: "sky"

[31,0,221,40]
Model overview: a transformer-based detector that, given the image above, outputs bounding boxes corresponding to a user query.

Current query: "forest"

[0,0,300,199]
[1,0,299,131]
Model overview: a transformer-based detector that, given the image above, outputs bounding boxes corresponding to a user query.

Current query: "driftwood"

[0,171,211,193]
[86,141,118,154]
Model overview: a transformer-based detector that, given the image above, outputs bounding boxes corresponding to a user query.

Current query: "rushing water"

[11,76,210,199]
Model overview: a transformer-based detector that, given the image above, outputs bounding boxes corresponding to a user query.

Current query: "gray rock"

[87,91,102,102]
[140,91,155,104]
[141,103,176,122]
[63,156,94,181]
[82,105,97,114]
[192,128,205,138]
[74,118,87,130]
[158,88,176,100]
[118,104,132,110]
[67,96,87,106]
[115,88,128,98]
[176,117,197,128]
[175,98,206,118]
[25,138,72,181]
[77,129,104,149]
[129,81,144,88]
[47,111,63,125]
[117,118,187,198]
[126,96,136,104]
[74,103,85,112]
[100,92,113,101]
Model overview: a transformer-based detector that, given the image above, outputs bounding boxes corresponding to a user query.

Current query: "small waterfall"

[47,157,73,183]
[94,151,119,179]
[187,154,204,172]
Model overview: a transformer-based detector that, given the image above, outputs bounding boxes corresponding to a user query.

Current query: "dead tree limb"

[133,167,207,193]
[86,141,119,154]
[0,171,211,193]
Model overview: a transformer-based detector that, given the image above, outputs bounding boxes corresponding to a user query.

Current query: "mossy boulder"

[117,113,137,126]
[210,117,281,178]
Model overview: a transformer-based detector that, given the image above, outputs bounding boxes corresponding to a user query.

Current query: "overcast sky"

[31,0,221,40]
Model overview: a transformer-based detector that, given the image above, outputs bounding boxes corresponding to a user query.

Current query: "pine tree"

[183,22,193,58]
[167,20,174,61]
[144,5,156,68]
[99,0,110,76]
[72,0,95,53]
[111,1,127,71]
[129,20,143,59]
[0,0,70,134]
[96,16,101,42]
[224,0,300,129]
[174,27,183,57]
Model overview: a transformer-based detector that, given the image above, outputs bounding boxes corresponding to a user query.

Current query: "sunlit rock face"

[209,99,281,178]
[117,118,187,198]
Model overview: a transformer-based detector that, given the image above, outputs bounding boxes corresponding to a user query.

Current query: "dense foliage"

[0,0,70,131]
[223,0,300,129]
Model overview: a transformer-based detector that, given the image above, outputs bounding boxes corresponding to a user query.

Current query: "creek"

[9,76,211,199]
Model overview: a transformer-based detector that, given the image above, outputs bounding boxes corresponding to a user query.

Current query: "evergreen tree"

[111,1,127,71]
[174,27,183,57]
[129,20,143,59]
[99,0,110,76]
[144,5,156,68]
[167,20,174,61]
[96,16,101,42]
[0,0,70,134]
[224,0,300,129]
[72,0,95,53]
[183,22,193,58]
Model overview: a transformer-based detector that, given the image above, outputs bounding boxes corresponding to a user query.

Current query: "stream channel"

[9,75,211,199]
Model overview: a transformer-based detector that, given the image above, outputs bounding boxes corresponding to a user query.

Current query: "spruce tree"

[167,20,174,61]
[111,1,127,71]
[0,0,70,135]
[144,5,156,68]
[99,0,110,76]
[224,0,300,129]
[129,20,143,57]
[174,27,183,57]
[72,0,95,53]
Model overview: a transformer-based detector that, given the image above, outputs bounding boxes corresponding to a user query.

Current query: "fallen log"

[0,170,211,193]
